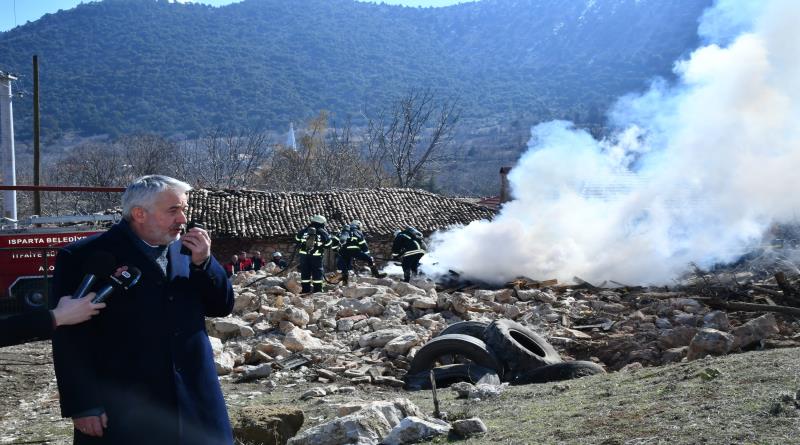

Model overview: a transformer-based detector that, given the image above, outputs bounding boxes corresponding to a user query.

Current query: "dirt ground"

[2,341,800,445]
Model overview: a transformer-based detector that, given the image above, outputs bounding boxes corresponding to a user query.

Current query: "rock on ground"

[231,405,304,445]
[687,328,735,361]
[452,417,488,437]
[381,416,451,445]
[288,399,425,445]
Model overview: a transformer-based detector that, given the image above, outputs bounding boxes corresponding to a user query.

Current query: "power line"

[13,0,17,28]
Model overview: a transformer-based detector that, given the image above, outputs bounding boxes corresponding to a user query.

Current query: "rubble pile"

[209,264,800,388]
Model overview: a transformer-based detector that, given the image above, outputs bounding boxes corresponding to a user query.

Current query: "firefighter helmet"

[272,251,282,258]
[406,226,422,238]
[310,215,327,225]
[350,220,362,229]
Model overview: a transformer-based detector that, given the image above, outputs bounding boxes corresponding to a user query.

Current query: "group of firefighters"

[293,215,428,294]
[223,215,427,293]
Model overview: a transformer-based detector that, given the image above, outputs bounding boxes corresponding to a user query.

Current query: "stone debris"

[211,267,800,388]
[238,363,273,382]
[450,382,507,400]
[299,387,327,400]
[381,416,451,445]
[286,398,427,445]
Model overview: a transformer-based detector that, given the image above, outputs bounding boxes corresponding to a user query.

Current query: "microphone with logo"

[71,251,117,300]
[91,267,143,304]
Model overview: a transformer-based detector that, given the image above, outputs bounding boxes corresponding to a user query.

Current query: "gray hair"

[121,175,192,220]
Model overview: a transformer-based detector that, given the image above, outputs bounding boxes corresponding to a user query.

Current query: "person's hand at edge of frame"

[51,294,106,327]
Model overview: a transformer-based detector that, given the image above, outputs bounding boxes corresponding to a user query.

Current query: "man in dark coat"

[51,175,235,445]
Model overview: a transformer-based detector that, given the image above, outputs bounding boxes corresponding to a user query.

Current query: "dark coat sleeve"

[190,256,234,318]
[0,309,54,348]
[51,247,104,417]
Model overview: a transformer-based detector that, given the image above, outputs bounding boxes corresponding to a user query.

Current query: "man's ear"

[130,206,147,223]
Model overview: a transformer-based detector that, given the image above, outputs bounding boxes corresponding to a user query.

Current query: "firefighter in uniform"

[392,226,427,282]
[295,215,332,293]
[337,220,384,286]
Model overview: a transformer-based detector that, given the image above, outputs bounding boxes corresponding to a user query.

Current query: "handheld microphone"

[180,221,206,255]
[72,251,117,300]
[91,266,142,304]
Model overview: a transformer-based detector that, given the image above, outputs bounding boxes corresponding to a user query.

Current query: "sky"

[0,0,470,32]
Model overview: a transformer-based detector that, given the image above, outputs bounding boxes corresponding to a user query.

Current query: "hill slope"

[0,0,710,138]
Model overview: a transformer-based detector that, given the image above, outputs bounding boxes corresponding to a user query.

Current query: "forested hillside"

[0,0,710,139]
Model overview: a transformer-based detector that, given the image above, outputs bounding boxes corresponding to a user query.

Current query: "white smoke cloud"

[425,0,800,285]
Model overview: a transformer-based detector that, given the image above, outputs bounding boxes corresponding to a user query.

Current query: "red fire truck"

[0,185,125,315]
[0,214,121,314]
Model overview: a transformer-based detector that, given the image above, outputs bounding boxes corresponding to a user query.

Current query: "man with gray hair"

[51,175,234,444]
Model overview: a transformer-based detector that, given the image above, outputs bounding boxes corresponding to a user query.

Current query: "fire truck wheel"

[24,291,47,309]
[437,320,489,341]
[484,319,561,377]
[407,334,504,379]
[510,361,606,385]
[403,363,501,391]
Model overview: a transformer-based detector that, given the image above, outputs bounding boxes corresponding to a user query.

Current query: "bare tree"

[117,134,181,178]
[260,112,383,191]
[45,142,130,213]
[364,89,460,188]
[178,128,274,189]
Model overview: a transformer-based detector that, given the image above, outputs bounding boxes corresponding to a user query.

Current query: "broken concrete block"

[391,282,425,297]
[384,332,421,357]
[283,327,325,352]
[285,307,310,327]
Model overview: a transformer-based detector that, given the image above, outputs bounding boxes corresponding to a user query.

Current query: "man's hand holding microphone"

[180,221,211,266]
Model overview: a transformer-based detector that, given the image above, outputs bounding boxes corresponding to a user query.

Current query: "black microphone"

[91,267,142,304]
[180,221,206,255]
[72,251,117,300]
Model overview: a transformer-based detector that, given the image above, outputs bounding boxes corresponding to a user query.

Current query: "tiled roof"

[187,188,496,238]
[477,196,502,211]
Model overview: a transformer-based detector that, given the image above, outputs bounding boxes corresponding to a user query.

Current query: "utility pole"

[33,55,41,216]
[0,70,18,223]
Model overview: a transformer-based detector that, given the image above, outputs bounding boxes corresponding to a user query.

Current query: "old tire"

[484,319,561,376]
[437,321,489,340]
[510,361,606,385]
[403,364,501,391]
[408,334,504,379]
